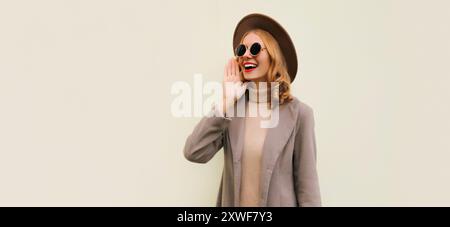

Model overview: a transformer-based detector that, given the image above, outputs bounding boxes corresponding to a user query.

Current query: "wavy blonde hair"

[239,29,293,104]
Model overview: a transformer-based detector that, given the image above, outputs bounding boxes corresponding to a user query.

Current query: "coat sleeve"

[183,109,231,164]
[293,105,322,207]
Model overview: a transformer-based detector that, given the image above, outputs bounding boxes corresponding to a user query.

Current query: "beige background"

[0,0,449,206]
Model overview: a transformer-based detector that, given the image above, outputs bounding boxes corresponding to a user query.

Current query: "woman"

[184,13,321,207]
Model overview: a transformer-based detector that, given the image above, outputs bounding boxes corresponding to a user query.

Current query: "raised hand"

[221,58,247,115]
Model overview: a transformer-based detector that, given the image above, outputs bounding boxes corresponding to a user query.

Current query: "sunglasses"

[235,42,266,57]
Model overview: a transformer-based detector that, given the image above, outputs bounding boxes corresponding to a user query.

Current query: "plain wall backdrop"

[0,0,449,206]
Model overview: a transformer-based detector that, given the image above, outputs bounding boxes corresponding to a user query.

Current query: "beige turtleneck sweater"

[239,83,273,207]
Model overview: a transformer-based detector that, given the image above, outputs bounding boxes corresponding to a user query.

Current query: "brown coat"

[183,97,321,207]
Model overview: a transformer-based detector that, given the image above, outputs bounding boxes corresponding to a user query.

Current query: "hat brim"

[233,13,298,82]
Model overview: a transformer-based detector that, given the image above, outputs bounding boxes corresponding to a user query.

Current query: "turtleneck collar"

[247,82,280,105]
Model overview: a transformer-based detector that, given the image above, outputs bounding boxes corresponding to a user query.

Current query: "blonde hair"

[239,29,293,104]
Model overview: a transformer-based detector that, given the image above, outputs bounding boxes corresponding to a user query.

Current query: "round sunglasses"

[235,42,266,57]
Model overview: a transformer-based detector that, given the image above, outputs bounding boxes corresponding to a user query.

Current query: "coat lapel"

[259,104,297,206]
[228,116,245,206]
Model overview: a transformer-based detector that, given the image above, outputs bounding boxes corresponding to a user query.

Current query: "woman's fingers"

[230,59,236,78]
[229,59,234,81]
[229,59,234,80]
[226,60,229,80]
[233,59,240,81]
[224,62,229,81]
[231,59,240,82]
[222,58,247,110]
[224,58,243,83]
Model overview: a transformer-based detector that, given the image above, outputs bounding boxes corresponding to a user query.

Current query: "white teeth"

[243,63,257,69]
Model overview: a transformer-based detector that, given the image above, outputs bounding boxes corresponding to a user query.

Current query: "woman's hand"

[222,58,247,114]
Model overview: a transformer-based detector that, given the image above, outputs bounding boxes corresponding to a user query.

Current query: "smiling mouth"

[243,62,258,72]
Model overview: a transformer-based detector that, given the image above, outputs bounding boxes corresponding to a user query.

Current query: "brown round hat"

[233,13,298,82]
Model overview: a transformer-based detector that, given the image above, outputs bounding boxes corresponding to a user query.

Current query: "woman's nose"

[242,49,253,59]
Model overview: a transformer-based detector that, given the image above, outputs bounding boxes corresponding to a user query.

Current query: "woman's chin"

[243,73,264,81]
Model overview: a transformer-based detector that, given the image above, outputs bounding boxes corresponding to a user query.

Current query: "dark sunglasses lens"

[236,44,246,56]
[250,43,261,56]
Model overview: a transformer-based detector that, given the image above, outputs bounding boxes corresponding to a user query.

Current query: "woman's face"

[239,32,270,82]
